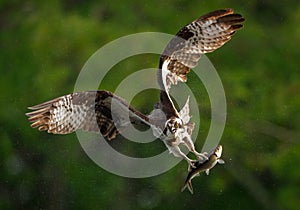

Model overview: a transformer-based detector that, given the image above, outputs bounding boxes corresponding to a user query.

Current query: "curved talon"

[188,160,198,172]
[195,152,209,161]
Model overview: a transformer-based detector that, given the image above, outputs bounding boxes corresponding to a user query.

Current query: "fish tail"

[181,180,194,194]
[187,181,194,194]
[181,183,188,193]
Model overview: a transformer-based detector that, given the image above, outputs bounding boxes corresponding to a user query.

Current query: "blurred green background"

[1,0,300,209]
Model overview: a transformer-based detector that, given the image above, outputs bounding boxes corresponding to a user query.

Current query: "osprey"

[26,9,244,168]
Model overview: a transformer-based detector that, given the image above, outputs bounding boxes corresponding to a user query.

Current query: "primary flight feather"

[26,8,245,168]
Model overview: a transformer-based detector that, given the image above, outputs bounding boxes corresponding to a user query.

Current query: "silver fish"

[181,145,225,194]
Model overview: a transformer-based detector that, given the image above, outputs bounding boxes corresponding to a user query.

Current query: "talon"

[203,155,209,160]
[188,160,197,171]
[197,153,208,161]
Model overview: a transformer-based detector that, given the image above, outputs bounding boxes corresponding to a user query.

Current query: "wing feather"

[157,8,245,118]
[26,91,150,140]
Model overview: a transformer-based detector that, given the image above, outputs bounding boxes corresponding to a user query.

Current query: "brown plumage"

[26,9,244,167]
[26,91,150,140]
[157,8,245,119]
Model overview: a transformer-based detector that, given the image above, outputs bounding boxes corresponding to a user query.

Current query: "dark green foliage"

[1,1,299,209]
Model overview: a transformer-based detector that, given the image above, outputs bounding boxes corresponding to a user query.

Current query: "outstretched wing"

[157,8,245,118]
[26,91,150,140]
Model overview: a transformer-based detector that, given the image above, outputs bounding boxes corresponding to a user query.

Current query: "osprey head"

[164,117,183,136]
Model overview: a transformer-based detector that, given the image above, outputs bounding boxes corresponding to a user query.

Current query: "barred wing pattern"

[157,8,245,118]
[26,91,150,140]
[26,8,245,142]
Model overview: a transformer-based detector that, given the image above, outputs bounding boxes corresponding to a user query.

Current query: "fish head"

[214,145,223,158]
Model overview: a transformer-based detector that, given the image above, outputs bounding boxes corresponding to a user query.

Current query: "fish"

[181,145,225,194]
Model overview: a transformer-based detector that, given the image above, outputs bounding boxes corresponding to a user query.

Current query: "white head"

[164,117,183,136]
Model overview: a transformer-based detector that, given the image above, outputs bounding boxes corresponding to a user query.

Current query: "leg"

[182,136,208,161]
[166,144,196,169]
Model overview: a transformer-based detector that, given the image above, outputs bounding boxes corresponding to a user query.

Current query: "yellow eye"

[174,122,178,129]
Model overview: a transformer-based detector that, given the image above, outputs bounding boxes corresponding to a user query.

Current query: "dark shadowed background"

[1,0,299,209]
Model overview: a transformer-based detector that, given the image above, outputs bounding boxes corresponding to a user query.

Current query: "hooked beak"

[171,128,177,134]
